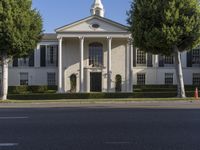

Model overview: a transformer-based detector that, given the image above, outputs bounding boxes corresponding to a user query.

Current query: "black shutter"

[29,52,35,67]
[56,45,58,67]
[187,51,193,67]
[133,48,137,67]
[159,55,164,67]
[40,45,46,67]
[147,53,153,67]
[13,58,18,67]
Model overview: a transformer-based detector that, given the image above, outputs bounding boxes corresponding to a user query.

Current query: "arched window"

[89,43,103,67]
[70,74,77,93]
[115,74,122,92]
[95,10,100,16]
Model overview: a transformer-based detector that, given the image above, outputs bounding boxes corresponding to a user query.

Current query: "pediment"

[56,16,129,33]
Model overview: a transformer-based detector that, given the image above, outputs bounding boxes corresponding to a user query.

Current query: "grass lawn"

[0,97,196,104]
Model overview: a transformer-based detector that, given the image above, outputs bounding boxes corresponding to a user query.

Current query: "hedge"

[8,86,57,94]
[6,85,198,100]
[133,85,199,92]
[7,85,199,94]
[7,91,197,100]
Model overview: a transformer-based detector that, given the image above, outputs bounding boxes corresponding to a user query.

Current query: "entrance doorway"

[90,72,102,92]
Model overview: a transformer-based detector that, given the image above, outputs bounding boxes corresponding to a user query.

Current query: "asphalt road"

[0,107,200,150]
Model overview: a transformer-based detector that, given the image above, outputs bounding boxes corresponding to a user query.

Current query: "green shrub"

[133,85,199,92]
[7,85,198,100]
[28,86,48,93]
[47,85,57,91]
[8,91,193,100]
[8,86,29,94]
[8,86,57,94]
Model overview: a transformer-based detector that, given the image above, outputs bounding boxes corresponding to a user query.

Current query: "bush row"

[7,91,197,100]
[133,85,199,92]
[7,85,198,95]
[8,86,57,94]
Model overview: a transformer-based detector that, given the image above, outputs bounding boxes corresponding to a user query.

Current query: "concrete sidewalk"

[0,100,200,109]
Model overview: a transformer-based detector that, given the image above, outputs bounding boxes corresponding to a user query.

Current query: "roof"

[42,33,57,41]
[55,15,129,33]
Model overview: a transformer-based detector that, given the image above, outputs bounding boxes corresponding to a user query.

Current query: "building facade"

[6,0,200,93]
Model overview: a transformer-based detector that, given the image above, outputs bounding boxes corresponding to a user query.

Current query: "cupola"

[90,0,105,17]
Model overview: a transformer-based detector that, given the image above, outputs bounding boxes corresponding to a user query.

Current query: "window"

[20,73,28,85]
[115,75,122,92]
[18,58,29,67]
[164,56,174,65]
[137,49,146,65]
[47,73,56,86]
[47,45,57,66]
[192,49,200,65]
[193,73,200,85]
[137,73,145,85]
[13,52,34,67]
[165,73,173,85]
[92,24,100,29]
[95,10,100,16]
[89,43,103,67]
[70,74,77,93]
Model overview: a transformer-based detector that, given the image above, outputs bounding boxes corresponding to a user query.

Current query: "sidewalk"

[0,100,200,109]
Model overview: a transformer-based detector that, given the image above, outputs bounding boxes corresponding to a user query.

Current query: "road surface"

[0,104,200,150]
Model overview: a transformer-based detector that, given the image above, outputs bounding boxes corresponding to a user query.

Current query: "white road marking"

[0,116,28,119]
[0,143,18,147]
[104,141,131,145]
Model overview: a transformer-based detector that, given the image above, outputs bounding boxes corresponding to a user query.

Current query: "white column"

[154,55,159,84]
[154,55,159,67]
[58,37,64,93]
[79,37,84,93]
[107,37,112,92]
[86,69,90,93]
[125,41,129,92]
[129,39,133,92]
[35,44,40,68]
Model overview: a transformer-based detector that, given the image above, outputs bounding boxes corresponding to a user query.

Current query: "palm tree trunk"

[1,52,9,100]
[174,46,186,98]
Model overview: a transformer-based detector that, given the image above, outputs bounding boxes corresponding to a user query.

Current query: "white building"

[8,0,200,93]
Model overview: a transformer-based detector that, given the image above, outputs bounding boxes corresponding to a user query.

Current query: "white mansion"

[7,0,200,93]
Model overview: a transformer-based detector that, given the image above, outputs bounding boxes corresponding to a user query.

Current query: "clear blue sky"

[32,0,132,33]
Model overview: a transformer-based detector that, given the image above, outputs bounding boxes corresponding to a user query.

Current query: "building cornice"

[55,15,129,33]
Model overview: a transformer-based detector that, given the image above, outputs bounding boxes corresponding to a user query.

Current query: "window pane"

[18,58,29,67]
[137,49,146,65]
[89,43,103,67]
[20,73,28,85]
[165,73,173,85]
[137,74,145,85]
[164,56,174,64]
[193,73,200,85]
[47,73,56,86]
[192,49,200,65]
[47,45,57,66]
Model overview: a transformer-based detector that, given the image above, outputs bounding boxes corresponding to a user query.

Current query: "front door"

[90,72,102,92]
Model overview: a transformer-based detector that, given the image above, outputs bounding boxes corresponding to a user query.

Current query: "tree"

[127,0,200,98]
[0,0,43,100]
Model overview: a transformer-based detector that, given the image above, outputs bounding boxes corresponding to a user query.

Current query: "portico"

[57,34,132,93]
[56,0,133,93]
